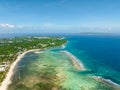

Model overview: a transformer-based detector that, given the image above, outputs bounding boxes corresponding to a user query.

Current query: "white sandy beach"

[0,49,41,90]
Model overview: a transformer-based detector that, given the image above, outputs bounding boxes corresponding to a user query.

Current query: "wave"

[60,50,85,70]
[92,76,120,88]
[33,49,44,53]
[61,44,66,49]
[61,40,69,49]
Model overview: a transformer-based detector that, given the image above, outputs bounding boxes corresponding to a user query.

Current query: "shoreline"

[61,50,85,70]
[92,76,120,90]
[61,50,120,89]
[61,44,66,49]
[0,49,41,90]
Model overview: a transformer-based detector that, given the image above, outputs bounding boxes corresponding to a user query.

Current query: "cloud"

[0,23,117,34]
[0,24,15,28]
[0,23,24,29]
[35,25,118,33]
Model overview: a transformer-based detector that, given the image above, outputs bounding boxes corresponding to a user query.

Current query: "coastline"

[0,49,41,90]
[92,76,120,90]
[61,50,120,89]
[0,42,119,90]
[61,50,85,70]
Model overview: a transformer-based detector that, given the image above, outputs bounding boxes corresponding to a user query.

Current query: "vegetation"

[0,36,66,85]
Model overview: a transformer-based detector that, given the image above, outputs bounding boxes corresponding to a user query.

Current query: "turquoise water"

[64,35,120,90]
[8,35,120,90]
[65,35,120,84]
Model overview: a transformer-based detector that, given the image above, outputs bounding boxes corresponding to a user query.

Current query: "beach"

[1,36,120,90]
[7,48,83,90]
[0,49,41,90]
[3,47,120,90]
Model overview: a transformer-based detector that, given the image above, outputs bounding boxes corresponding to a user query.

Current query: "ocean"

[65,35,120,83]
[7,34,120,90]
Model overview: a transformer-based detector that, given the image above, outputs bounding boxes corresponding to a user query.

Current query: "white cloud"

[0,23,24,29]
[0,23,118,34]
[0,24,15,28]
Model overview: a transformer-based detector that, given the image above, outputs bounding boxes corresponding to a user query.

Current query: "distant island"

[0,36,66,89]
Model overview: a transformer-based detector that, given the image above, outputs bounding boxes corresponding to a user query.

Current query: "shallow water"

[7,48,117,90]
[8,35,120,90]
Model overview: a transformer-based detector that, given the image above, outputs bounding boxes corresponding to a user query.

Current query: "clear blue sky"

[0,0,120,33]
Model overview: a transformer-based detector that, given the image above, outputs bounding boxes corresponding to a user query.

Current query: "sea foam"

[60,50,85,69]
[92,76,120,88]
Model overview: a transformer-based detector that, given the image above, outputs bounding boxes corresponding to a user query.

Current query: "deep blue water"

[65,35,120,84]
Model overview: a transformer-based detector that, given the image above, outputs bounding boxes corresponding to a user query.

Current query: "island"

[0,36,120,90]
[0,36,66,87]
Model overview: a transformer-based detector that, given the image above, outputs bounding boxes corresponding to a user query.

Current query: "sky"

[0,0,120,34]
